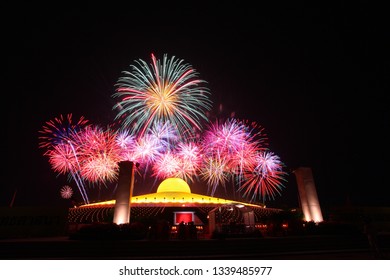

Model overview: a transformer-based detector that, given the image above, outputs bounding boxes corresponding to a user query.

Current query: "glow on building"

[82,177,265,209]
[293,167,323,223]
[112,161,135,225]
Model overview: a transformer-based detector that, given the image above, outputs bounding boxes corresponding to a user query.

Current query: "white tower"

[294,167,323,223]
[113,161,135,225]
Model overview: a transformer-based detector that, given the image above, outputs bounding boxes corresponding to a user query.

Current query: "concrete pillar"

[113,161,135,225]
[294,167,323,223]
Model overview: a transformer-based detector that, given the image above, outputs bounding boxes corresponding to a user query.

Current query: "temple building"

[68,177,283,238]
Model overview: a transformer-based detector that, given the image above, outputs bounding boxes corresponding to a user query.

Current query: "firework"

[38,113,89,150]
[237,151,287,202]
[41,114,288,204]
[115,129,137,163]
[200,118,263,194]
[200,154,230,196]
[147,120,179,151]
[176,141,202,181]
[60,185,73,199]
[131,134,163,167]
[150,140,201,182]
[202,119,248,155]
[39,55,288,205]
[152,151,181,179]
[40,115,90,204]
[47,142,78,175]
[75,126,122,184]
[112,53,212,138]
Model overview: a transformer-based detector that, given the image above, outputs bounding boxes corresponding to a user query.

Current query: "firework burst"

[40,115,90,204]
[38,113,89,150]
[39,55,288,205]
[200,154,231,196]
[47,142,78,174]
[60,185,73,199]
[176,141,202,179]
[201,118,265,195]
[238,151,287,202]
[112,53,212,138]
[75,126,122,184]
[152,151,181,179]
[147,120,179,151]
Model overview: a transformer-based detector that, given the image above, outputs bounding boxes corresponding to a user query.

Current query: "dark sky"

[4,2,389,210]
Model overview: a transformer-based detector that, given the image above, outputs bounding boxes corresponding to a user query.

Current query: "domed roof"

[156,177,191,193]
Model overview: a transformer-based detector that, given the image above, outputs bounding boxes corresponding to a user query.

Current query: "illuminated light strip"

[79,192,265,209]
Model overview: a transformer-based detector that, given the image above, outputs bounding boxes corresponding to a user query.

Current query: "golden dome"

[156,177,191,193]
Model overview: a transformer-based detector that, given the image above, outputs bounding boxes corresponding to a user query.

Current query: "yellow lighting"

[79,177,265,209]
[156,177,191,193]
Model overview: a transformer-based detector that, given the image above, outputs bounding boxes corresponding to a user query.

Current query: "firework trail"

[112,53,212,139]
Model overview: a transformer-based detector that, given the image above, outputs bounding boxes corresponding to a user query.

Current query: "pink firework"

[238,151,287,202]
[115,130,137,161]
[132,134,163,166]
[46,139,90,204]
[228,140,259,176]
[60,185,73,199]
[202,118,248,156]
[116,129,135,149]
[80,155,119,183]
[176,141,202,181]
[76,126,122,183]
[151,141,202,182]
[47,142,78,175]
[152,151,182,179]
[238,119,269,149]
[201,118,259,195]
[38,113,89,150]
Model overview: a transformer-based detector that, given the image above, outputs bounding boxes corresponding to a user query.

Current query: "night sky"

[4,2,388,210]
